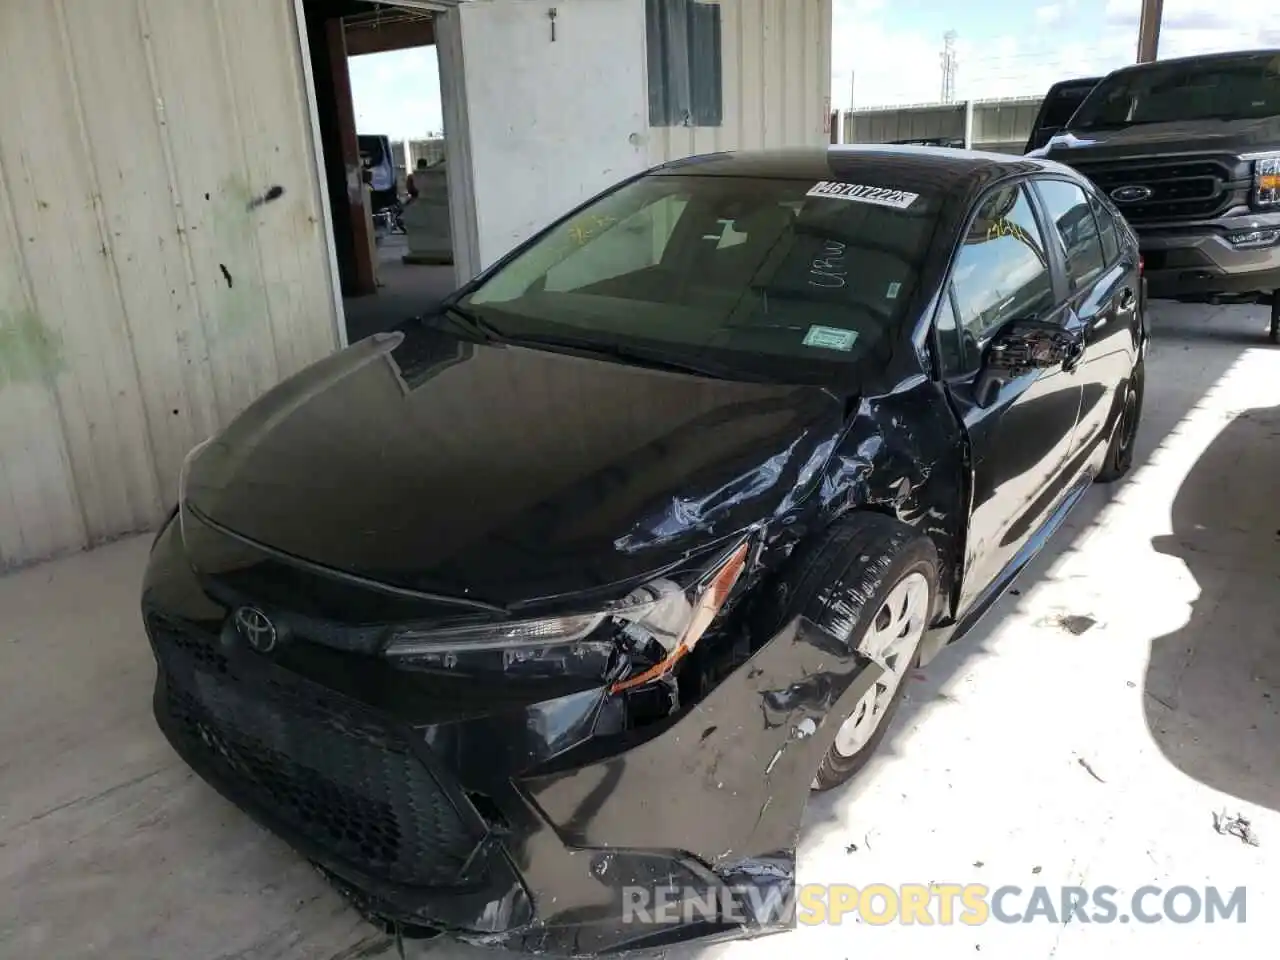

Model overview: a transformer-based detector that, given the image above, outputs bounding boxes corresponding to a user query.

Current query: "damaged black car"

[142,146,1148,955]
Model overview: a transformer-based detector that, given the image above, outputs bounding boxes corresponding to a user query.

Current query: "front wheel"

[811,562,934,791]
[746,512,939,794]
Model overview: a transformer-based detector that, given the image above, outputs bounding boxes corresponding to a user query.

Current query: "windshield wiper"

[497,332,750,381]
[431,303,507,342]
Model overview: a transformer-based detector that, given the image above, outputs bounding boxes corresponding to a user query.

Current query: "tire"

[1095,357,1145,483]
[748,513,939,793]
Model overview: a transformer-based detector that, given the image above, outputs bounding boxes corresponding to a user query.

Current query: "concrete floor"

[343,234,457,344]
[2,302,1277,959]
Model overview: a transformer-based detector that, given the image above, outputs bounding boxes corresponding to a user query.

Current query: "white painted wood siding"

[647,0,833,165]
[0,0,338,569]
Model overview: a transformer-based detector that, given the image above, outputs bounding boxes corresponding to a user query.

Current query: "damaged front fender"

[494,614,880,953]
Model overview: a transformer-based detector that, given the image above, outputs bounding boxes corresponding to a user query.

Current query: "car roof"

[652,145,1075,208]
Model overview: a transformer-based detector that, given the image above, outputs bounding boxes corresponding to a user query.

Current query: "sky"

[348,0,1280,140]
[350,46,443,140]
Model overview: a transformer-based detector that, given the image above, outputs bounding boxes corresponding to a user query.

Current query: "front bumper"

[142,520,879,955]
[1137,221,1280,300]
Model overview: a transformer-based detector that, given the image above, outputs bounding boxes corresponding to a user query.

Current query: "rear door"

[933,181,1083,612]
[1030,176,1141,467]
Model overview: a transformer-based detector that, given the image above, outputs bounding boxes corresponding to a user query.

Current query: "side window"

[1088,191,1120,265]
[949,183,1055,370]
[1035,179,1107,289]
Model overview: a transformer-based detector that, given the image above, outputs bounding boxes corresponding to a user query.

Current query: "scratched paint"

[0,308,64,388]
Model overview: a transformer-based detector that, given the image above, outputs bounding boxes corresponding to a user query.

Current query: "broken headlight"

[382,539,751,685]
[384,613,606,656]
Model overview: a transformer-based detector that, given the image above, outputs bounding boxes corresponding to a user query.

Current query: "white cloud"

[348,47,443,140]
[1034,5,1064,26]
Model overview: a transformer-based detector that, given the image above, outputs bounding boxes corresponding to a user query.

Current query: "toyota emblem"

[233,606,278,653]
[1110,184,1153,204]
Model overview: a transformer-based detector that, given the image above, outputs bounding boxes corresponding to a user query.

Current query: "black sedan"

[142,146,1147,954]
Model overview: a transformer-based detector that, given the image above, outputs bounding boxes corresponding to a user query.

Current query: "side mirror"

[974,320,1079,408]
[1034,125,1062,148]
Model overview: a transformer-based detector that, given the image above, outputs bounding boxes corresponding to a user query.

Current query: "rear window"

[1072,53,1280,129]
[1039,83,1096,129]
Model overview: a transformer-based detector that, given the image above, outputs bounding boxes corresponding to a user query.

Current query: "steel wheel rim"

[830,571,930,758]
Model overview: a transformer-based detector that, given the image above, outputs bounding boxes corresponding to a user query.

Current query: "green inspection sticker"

[802,325,859,351]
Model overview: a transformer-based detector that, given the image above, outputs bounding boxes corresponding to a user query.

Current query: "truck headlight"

[1252,155,1280,207]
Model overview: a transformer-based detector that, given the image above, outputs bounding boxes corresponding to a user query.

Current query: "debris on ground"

[1213,810,1261,847]
[1126,680,1136,688]
[1057,614,1097,635]
[1035,612,1098,635]
[845,842,858,854]
[1031,866,1042,874]
[973,860,984,868]
[1076,757,1106,783]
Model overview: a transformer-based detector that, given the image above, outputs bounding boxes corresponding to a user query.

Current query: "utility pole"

[1136,0,1164,63]
[940,30,958,103]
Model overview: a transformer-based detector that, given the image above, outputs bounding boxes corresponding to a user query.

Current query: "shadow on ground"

[1144,401,1280,814]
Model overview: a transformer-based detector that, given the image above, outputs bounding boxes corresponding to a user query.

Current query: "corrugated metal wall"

[0,0,339,570]
[647,0,833,164]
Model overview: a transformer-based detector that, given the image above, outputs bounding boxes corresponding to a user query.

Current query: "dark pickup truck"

[1029,50,1280,341]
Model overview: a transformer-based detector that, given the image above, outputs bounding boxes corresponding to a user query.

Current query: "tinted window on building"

[646,0,723,127]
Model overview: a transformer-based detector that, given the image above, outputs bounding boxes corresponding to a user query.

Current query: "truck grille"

[150,616,481,888]
[1070,158,1237,223]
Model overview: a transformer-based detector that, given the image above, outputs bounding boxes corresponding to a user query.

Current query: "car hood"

[1046,116,1280,161]
[181,325,846,608]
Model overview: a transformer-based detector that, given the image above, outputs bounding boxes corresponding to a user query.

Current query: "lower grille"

[151,617,479,888]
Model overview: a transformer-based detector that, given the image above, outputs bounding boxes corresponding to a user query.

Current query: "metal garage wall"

[0,0,339,570]
[646,0,833,164]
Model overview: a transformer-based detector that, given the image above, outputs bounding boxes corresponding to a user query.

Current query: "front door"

[933,181,1083,613]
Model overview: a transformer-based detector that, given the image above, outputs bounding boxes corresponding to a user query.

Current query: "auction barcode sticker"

[806,181,919,210]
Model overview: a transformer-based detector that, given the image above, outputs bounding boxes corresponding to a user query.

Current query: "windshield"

[1071,53,1280,129]
[358,135,389,166]
[456,173,941,383]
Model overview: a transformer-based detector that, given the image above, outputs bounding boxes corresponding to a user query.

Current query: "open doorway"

[300,0,461,344]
